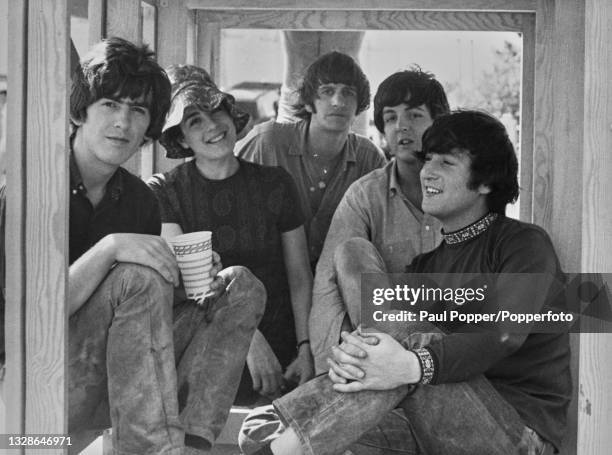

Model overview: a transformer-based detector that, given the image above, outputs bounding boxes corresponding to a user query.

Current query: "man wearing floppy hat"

[149,65,314,406]
[0,38,266,454]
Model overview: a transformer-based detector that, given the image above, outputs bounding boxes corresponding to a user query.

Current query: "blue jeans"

[69,263,265,454]
[242,238,550,455]
[239,403,417,454]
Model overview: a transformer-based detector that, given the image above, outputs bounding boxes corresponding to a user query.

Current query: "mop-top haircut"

[373,67,450,134]
[293,51,370,120]
[70,36,171,140]
[422,110,520,214]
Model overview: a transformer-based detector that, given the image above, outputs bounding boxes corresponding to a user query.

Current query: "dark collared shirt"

[69,154,161,264]
[0,152,160,362]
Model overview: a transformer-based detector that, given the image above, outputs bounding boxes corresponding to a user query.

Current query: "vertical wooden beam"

[140,2,158,181]
[519,14,535,222]
[535,2,585,454]
[551,0,585,272]
[196,12,221,81]
[106,0,143,44]
[88,0,106,46]
[578,0,612,453]
[532,0,554,231]
[186,9,197,65]
[106,0,144,176]
[156,0,189,174]
[25,0,69,442]
[5,0,28,447]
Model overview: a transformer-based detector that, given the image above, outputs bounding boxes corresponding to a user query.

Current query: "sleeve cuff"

[413,347,437,385]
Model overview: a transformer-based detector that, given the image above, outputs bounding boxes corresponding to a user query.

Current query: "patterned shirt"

[148,159,305,362]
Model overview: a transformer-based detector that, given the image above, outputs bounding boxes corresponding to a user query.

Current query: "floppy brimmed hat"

[160,64,250,159]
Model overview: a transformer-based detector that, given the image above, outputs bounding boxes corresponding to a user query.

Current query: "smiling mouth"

[207,131,227,144]
[424,186,442,195]
[398,139,413,146]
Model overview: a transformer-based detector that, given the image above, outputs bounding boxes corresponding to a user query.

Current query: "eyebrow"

[183,110,201,122]
[318,83,355,90]
[109,97,150,109]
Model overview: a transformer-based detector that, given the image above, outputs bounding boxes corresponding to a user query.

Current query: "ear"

[70,113,85,127]
[305,104,314,114]
[478,183,492,195]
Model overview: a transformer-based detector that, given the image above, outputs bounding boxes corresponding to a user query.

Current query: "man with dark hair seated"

[311,67,450,374]
[236,51,386,270]
[240,110,571,455]
[1,37,265,454]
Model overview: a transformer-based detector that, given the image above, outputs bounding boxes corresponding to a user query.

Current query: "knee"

[107,263,173,303]
[333,237,377,275]
[223,266,266,318]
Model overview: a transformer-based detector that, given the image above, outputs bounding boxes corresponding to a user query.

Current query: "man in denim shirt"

[310,69,449,374]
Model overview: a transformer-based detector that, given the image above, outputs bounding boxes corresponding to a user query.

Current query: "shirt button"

[72,189,77,195]
[425,225,430,231]
[309,187,315,192]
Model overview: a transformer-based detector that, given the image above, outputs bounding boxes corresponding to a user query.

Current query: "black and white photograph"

[0,1,610,454]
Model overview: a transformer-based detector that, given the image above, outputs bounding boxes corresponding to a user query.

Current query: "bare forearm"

[68,235,116,316]
[289,279,312,343]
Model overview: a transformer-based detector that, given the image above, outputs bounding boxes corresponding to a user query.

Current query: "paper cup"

[169,231,213,301]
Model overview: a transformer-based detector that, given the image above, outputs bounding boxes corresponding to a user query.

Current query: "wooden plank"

[546,12,584,451]
[550,0,584,272]
[106,0,142,43]
[25,0,69,442]
[186,9,197,65]
[518,14,535,222]
[106,0,143,176]
[155,0,189,174]
[578,0,612,451]
[531,0,553,230]
[198,10,526,31]
[5,0,28,447]
[187,0,538,13]
[140,2,157,180]
[88,0,106,46]
[196,12,220,81]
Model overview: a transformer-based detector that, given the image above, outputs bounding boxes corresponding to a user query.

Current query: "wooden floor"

[79,407,249,454]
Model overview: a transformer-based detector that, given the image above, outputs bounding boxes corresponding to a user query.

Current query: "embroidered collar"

[443,212,498,244]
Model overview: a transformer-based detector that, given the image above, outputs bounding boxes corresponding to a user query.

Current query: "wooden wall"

[578,0,612,452]
[5,0,70,452]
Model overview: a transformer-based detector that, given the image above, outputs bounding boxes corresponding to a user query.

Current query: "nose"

[420,161,438,181]
[202,112,221,131]
[331,90,346,107]
[397,115,412,132]
[113,105,131,129]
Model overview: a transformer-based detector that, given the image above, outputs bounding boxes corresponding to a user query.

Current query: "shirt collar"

[290,119,356,168]
[388,159,402,196]
[442,212,498,245]
[69,133,124,201]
